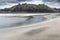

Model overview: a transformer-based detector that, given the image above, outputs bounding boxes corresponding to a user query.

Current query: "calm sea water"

[0,15,47,28]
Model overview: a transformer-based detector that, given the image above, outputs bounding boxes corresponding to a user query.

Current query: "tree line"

[0,3,56,13]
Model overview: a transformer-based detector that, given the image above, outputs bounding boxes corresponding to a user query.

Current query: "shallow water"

[20,16,47,25]
[0,15,47,28]
[0,16,28,27]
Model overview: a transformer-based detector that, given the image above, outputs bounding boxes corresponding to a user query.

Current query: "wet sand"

[0,16,60,40]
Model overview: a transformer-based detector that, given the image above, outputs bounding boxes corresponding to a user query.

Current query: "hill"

[0,3,55,13]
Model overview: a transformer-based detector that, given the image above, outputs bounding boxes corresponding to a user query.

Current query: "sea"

[0,15,47,28]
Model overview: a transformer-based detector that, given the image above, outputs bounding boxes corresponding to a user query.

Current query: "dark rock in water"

[27,16,33,20]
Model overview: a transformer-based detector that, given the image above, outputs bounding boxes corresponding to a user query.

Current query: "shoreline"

[0,17,60,40]
[0,15,60,29]
[0,14,60,40]
[0,13,59,29]
[0,15,60,40]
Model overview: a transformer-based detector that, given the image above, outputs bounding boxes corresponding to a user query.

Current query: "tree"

[2,3,55,13]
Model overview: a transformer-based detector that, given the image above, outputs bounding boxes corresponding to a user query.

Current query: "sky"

[0,0,60,9]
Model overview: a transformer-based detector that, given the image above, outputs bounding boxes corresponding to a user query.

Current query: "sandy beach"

[0,14,60,40]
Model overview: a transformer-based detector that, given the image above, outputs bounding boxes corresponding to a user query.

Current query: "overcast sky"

[0,0,60,9]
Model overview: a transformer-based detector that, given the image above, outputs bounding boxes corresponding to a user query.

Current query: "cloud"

[0,0,60,9]
[17,0,32,2]
[42,0,60,3]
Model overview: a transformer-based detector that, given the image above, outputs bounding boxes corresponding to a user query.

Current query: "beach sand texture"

[0,16,60,40]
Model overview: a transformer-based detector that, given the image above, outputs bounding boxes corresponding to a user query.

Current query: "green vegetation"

[0,3,56,13]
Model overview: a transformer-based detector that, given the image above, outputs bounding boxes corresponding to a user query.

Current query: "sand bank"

[0,16,60,40]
